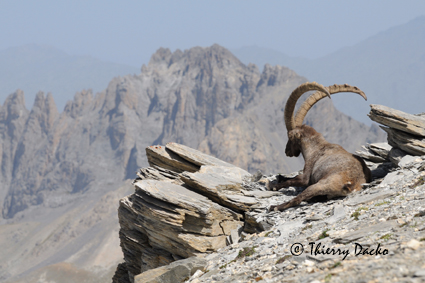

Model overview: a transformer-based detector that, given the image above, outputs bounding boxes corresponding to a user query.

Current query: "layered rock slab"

[166,142,237,168]
[146,145,199,173]
[382,126,425,156]
[118,179,243,278]
[180,165,256,213]
[369,104,425,136]
[368,104,425,156]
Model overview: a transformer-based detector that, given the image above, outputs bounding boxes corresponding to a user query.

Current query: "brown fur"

[269,125,371,211]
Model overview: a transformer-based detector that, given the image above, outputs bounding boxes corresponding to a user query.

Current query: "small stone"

[414,269,425,277]
[303,260,315,267]
[405,239,421,250]
[399,155,421,168]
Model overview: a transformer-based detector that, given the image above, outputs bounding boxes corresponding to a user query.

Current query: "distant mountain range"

[0,44,139,111]
[232,16,425,125]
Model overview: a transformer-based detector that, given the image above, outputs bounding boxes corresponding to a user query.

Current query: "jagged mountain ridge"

[0,44,384,221]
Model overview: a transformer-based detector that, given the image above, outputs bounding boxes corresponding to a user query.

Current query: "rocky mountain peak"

[30,91,59,133]
[64,89,94,118]
[258,63,301,88]
[2,89,28,121]
[148,44,246,75]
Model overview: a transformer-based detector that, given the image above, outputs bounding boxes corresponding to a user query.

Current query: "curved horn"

[284,82,330,132]
[294,84,367,127]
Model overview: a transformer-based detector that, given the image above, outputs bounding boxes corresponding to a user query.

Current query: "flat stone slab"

[346,190,396,206]
[241,190,281,198]
[275,220,304,243]
[399,155,423,168]
[380,171,406,186]
[325,204,347,224]
[355,146,387,163]
[381,127,425,156]
[368,142,392,159]
[180,166,257,212]
[166,142,237,168]
[334,220,398,244]
[136,166,181,182]
[135,256,207,283]
[369,104,425,136]
[146,145,199,173]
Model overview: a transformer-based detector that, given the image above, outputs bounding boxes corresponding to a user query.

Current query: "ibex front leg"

[269,175,348,211]
[267,173,309,191]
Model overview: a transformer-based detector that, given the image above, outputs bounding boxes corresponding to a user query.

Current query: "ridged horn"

[294,84,367,127]
[284,82,330,132]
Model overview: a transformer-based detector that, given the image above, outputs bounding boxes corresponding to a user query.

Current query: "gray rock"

[134,256,207,283]
[276,220,304,244]
[355,146,387,163]
[180,166,256,212]
[399,155,421,168]
[146,145,200,173]
[334,220,398,244]
[226,225,243,245]
[369,104,425,137]
[166,142,237,168]
[382,126,425,156]
[345,190,395,206]
[380,171,406,186]
[118,178,243,276]
[136,166,181,182]
[241,190,281,198]
[388,147,410,165]
[368,142,392,159]
[326,204,346,224]
[414,269,425,277]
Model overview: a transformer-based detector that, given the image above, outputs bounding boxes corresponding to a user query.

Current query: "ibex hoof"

[259,178,273,191]
[268,205,279,213]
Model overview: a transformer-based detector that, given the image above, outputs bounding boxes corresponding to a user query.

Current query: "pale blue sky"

[1,0,425,67]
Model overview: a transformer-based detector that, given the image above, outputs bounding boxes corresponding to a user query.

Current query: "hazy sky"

[1,1,425,67]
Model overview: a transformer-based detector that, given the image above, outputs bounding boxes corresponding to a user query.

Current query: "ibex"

[268,82,372,212]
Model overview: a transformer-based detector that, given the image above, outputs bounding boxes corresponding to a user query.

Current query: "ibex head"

[285,128,303,157]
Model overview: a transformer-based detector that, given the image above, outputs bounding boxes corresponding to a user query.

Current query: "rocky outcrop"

[115,143,270,281]
[115,141,425,283]
[368,104,425,156]
[355,105,425,173]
